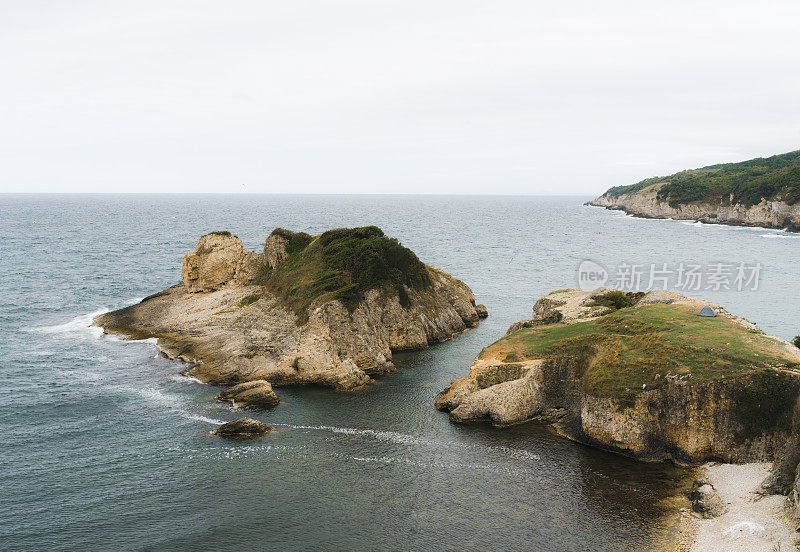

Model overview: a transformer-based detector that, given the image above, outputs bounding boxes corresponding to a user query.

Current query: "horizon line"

[0,191,598,197]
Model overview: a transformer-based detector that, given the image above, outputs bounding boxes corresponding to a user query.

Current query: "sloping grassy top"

[257,226,431,320]
[603,149,800,207]
[485,303,799,406]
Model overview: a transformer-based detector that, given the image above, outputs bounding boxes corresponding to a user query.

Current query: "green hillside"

[604,150,800,208]
[486,302,800,409]
[256,226,431,319]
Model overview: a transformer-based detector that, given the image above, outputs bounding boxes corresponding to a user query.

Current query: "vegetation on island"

[586,290,645,311]
[604,149,800,208]
[486,303,800,409]
[208,230,232,236]
[257,226,431,320]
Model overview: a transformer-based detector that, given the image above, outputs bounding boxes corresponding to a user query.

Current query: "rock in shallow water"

[212,417,272,438]
[217,380,280,409]
[475,304,488,318]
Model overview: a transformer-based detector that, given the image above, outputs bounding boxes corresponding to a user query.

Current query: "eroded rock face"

[212,417,271,438]
[94,228,485,392]
[181,232,263,292]
[436,288,800,464]
[589,184,800,231]
[263,228,292,268]
[217,380,280,409]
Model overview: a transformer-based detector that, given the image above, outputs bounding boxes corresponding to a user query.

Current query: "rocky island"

[94,226,487,395]
[437,288,800,464]
[437,287,800,547]
[589,149,800,231]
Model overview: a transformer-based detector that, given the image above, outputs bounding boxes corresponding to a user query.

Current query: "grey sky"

[1,0,799,194]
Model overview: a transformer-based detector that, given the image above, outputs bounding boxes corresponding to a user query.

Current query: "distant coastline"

[589,150,800,232]
[587,194,800,232]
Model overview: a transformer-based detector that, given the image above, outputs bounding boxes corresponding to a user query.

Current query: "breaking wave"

[27,308,108,337]
[119,386,224,425]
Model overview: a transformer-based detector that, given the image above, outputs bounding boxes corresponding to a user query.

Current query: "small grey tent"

[698,305,717,317]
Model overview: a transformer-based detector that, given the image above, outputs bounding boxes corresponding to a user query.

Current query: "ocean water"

[1,194,798,551]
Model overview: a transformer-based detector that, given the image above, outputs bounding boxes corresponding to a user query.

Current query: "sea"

[2,194,798,551]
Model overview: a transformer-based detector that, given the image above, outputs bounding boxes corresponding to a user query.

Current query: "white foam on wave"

[27,308,108,337]
[274,423,541,461]
[104,334,158,346]
[188,413,226,425]
[277,423,421,445]
[761,233,796,239]
[130,386,178,406]
[120,386,224,425]
[169,373,204,385]
[27,297,149,340]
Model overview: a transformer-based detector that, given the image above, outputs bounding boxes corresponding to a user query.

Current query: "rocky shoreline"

[669,463,798,552]
[436,287,800,549]
[437,289,800,463]
[588,185,800,232]
[94,227,487,398]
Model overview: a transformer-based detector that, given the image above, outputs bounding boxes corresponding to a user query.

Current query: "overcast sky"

[1,0,799,194]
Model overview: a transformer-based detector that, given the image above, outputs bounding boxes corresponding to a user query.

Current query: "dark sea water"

[2,194,799,552]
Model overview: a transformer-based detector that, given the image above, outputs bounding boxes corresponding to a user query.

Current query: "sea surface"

[2,194,799,551]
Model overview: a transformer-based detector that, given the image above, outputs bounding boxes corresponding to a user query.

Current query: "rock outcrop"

[94,227,485,391]
[436,288,800,464]
[689,480,728,519]
[589,183,800,231]
[217,380,280,409]
[212,417,271,438]
[181,232,263,292]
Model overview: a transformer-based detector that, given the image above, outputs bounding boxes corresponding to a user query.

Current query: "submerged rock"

[212,417,271,438]
[94,226,485,392]
[217,380,280,409]
[436,288,800,464]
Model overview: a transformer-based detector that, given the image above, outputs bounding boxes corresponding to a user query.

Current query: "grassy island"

[486,301,799,408]
[437,288,800,463]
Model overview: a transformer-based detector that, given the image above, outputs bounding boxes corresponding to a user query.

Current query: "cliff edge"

[588,150,800,231]
[94,226,487,391]
[436,288,800,465]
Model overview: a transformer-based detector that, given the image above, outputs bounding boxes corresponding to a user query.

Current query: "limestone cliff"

[94,227,486,391]
[589,183,800,231]
[436,288,800,464]
[588,150,800,231]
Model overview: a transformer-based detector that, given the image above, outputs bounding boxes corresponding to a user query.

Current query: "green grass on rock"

[257,226,431,321]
